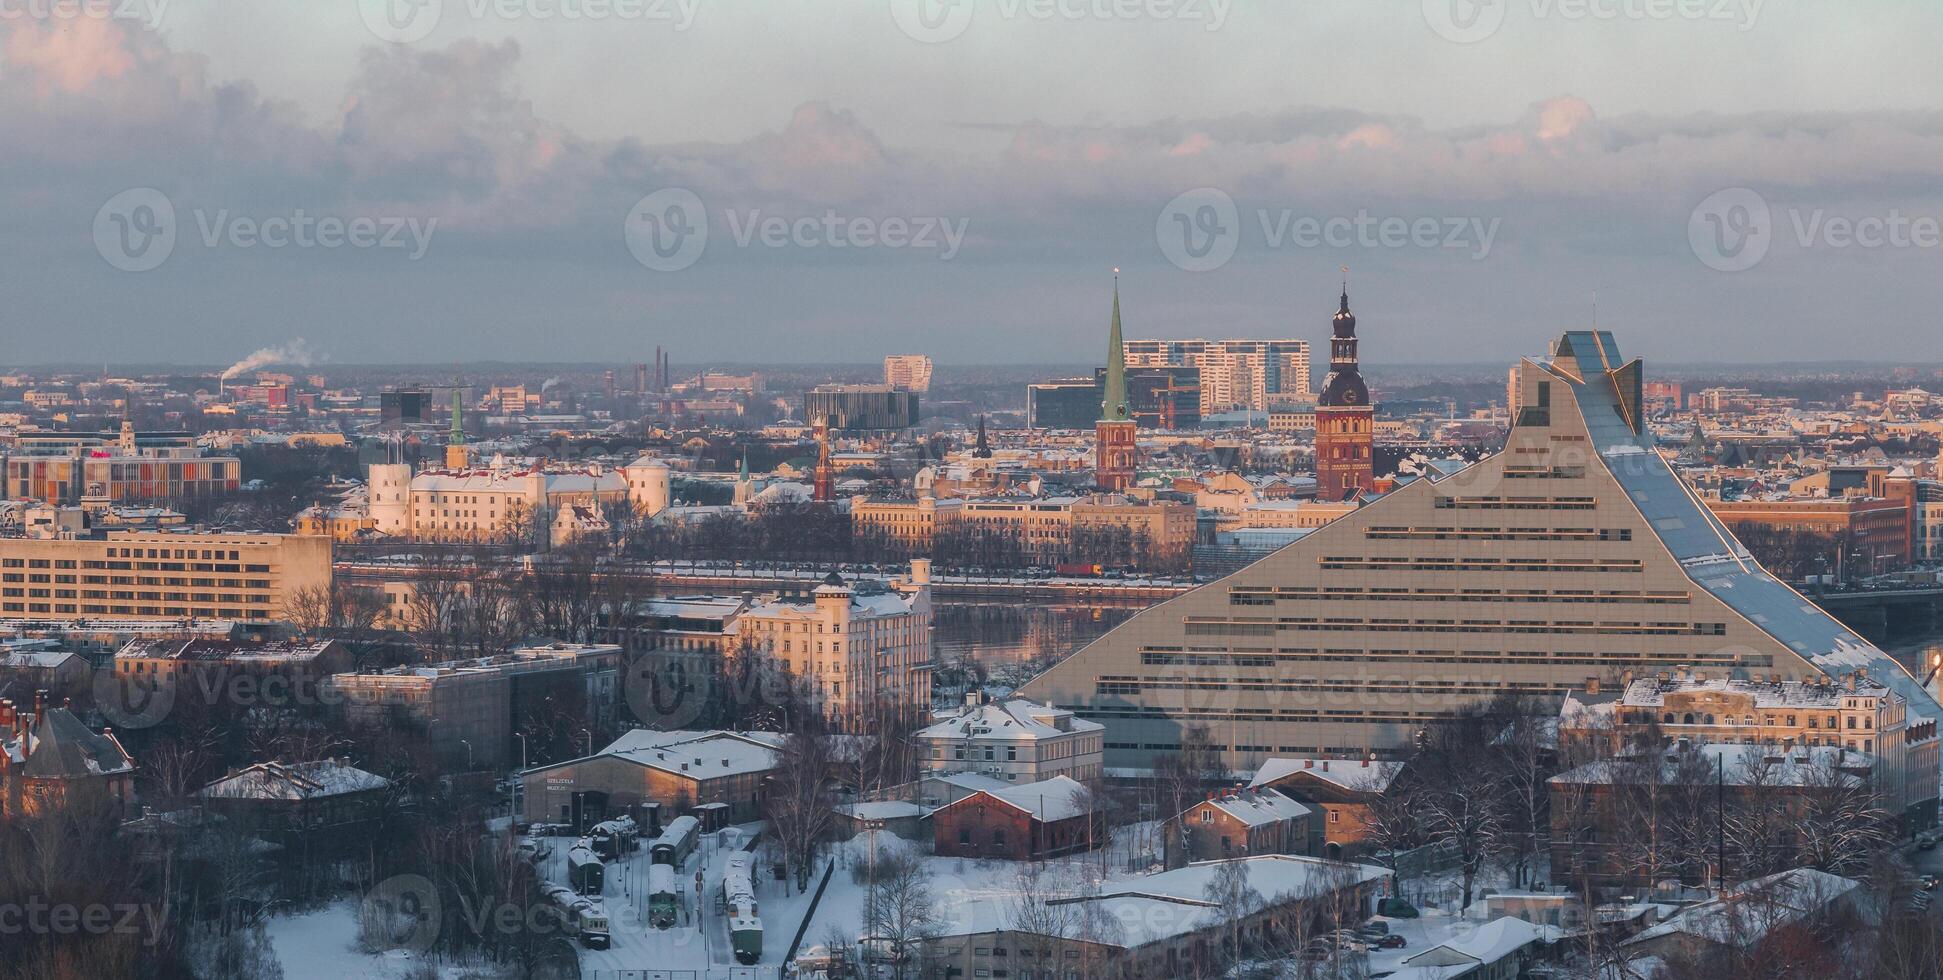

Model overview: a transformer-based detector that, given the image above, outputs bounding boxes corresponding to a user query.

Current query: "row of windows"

[1317,556,1644,573]
[1232,586,1687,606]
[1363,526,1632,542]
[1434,496,1595,510]
[1140,649,1769,668]
[1183,618,1730,638]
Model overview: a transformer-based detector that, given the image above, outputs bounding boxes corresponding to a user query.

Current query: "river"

[930,601,1139,669]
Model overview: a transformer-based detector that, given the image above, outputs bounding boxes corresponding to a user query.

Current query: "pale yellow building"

[0,532,331,621]
[731,564,934,727]
[1020,332,1943,781]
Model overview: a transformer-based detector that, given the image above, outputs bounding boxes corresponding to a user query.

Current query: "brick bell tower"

[1095,271,1138,492]
[1314,282,1374,501]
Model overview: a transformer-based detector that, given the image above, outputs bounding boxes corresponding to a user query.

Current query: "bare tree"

[1203,858,1263,967]
[861,850,939,980]
[764,731,837,893]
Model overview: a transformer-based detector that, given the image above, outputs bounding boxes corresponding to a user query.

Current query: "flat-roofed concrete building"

[0,532,331,622]
[328,642,623,770]
[1020,332,1943,775]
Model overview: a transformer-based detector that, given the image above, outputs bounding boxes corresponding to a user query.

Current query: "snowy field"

[527,824,821,976]
[265,900,451,980]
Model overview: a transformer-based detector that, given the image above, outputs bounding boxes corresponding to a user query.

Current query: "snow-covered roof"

[1615,673,1892,709]
[931,855,1390,949]
[1248,757,1403,794]
[950,775,1093,823]
[1399,916,1559,973]
[835,801,925,822]
[200,759,388,801]
[1197,789,1311,827]
[1549,743,1873,788]
[915,697,1103,742]
[533,729,783,781]
[1623,868,1859,948]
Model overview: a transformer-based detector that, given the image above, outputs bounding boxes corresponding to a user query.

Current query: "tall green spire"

[1101,270,1128,422]
[449,388,465,445]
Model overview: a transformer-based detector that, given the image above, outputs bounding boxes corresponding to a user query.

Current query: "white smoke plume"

[221,339,315,380]
[540,376,561,393]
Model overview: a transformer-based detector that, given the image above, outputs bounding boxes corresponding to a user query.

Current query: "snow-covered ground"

[529,825,822,974]
[265,900,452,980]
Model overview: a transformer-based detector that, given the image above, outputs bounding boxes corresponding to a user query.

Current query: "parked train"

[648,863,680,929]
[567,842,605,895]
[721,848,763,964]
[649,815,700,867]
[539,881,612,949]
[590,816,640,860]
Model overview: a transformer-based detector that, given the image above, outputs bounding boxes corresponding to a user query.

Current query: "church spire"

[1101,270,1128,423]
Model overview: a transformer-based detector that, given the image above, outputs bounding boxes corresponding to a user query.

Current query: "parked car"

[1370,934,1408,949]
[1377,898,1421,918]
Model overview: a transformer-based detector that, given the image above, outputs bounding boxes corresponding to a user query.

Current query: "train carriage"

[567,843,604,895]
[649,815,700,867]
[647,863,680,929]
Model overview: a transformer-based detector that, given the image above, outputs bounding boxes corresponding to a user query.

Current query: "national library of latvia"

[1022,330,1941,790]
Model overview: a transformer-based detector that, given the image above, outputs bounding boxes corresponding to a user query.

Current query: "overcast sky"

[4,0,1941,367]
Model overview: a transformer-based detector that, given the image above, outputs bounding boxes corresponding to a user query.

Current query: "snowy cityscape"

[6,4,1943,980]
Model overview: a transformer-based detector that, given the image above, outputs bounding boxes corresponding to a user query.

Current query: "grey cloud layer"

[2,17,1939,364]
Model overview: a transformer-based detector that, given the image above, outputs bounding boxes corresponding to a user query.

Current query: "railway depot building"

[517,728,780,829]
[1020,332,1943,779]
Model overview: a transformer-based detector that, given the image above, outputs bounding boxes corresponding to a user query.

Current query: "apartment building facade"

[0,532,331,621]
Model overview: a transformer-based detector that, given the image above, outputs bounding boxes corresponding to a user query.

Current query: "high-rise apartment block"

[883,354,934,392]
[1123,339,1311,416]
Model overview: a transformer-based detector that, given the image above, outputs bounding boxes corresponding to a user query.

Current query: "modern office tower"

[1028,378,1101,430]
[1095,276,1138,491]
[883,354,934,392]
[804,384,920,431]
[1019,331,1943,779]
[1122,339,1311,415]
[1314,287,1375,500]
